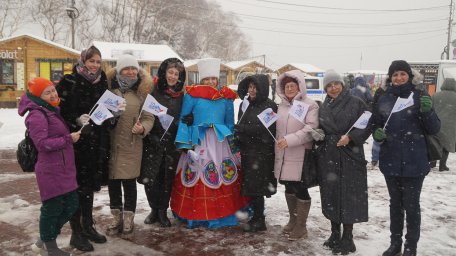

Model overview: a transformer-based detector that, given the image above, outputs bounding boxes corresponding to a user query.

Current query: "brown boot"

[288,199,311,240]
[106,209,123,236]
[282,193,297,234]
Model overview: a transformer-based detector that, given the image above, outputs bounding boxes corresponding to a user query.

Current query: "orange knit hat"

[28,77,54,97]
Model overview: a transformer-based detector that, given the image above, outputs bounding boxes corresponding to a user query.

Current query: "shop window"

[51,62,63,83]
[220,71,227,85]
[151,68,158,77]
[187,71,198,85]
[0,59,15,85]
[64,63,73,75]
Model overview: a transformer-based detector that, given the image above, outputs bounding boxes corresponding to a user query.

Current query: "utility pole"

[446,0,454,60]
[66,0,79,49]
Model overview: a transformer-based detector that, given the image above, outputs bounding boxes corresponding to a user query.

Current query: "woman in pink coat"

[275,70,320,240]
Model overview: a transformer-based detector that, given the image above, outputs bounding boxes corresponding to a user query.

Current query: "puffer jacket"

[18,94,78,201]
[274,70,319,181]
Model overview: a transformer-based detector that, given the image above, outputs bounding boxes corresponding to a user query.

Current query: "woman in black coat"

[235,74,277,232]
[56,46,110,252]
[138,58,186,227]
[317,70,371,255]
[372,60,440,256]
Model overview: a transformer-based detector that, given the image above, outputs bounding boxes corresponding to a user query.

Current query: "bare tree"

[29,0,69,43]
[0,0,28,38]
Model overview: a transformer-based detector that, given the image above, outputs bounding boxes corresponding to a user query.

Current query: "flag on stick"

[142,94,168,116]
[289,101,310,123]
[96,90,124,112]
[90,104,114,125]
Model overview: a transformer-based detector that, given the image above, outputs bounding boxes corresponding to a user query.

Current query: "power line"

[255,0,447,12]
[235,13,447,28]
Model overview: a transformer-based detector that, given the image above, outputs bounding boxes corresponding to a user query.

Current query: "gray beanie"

[116,54,139,72]
[323,69,344,91]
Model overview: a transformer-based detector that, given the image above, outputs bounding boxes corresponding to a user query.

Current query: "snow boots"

[106,209,123,236]
[332,224,356,255]
[144,208,158,224]
[43,240,71,256]
[121,211,135,239]
[282,193,297,234]
[323,221,341,249]
[244,197,267,232]
[69,216,94,252]
[382,243,402,256]
[157,209,171,227]
[288,199,311,240]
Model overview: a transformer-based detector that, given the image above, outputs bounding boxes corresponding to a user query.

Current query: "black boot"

[70,214,94,252]
[403,247,417,256]
[244,197,267,232]
[144,208,159,224]
[382,243,402,256]
[81,192,107,243]
[323,221,341,249]
[332,224,356,255]
[157,209,171,227]
[439,150,450,171]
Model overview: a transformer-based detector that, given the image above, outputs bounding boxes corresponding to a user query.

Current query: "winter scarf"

[116,74,138,90]
[26,92,59,111]
[389,82,414,98]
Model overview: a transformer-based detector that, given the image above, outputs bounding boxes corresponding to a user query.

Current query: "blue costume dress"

[170,85,250,228]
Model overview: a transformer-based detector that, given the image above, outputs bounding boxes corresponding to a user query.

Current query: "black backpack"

[16,108,48,172]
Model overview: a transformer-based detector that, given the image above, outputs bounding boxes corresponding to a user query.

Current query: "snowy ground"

[0,107,455,256]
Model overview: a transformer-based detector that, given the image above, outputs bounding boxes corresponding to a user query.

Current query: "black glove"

[181,114,194,126]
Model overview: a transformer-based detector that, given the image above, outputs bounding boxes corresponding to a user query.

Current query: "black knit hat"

[388,60,413,79]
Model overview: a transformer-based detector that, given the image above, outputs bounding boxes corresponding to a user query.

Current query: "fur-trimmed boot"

[121,211,135,239]
[288,199,311,240]
[106,209,123,236]
[282,193,297,234]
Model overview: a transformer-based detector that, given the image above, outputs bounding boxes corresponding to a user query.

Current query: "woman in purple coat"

[18,77,81,256]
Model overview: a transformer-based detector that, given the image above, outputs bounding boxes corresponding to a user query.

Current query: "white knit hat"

[116,54,139,72]
[197,58,220,81]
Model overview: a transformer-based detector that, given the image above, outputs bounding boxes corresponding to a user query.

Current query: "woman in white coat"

[275,70,320,240]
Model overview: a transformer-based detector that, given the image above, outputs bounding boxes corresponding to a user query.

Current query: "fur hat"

[116,54,139,72]
[197,58,220,81]
[323,69,344,90]
[28,77,54,97]
[388,60,413,79]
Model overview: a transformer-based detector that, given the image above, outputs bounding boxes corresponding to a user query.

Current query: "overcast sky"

[213,0,453,73]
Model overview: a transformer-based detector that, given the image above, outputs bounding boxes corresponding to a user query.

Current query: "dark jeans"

[384,175,425,250]
[251,196,265,219]
[284,182,311,200]
[40,190,79,241]
[108,179,137,212]
[144,157,174,210]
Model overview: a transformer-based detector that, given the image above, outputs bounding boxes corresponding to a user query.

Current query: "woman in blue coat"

[372,60,440,256]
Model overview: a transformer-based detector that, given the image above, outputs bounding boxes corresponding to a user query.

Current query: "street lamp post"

[66,0,79,49]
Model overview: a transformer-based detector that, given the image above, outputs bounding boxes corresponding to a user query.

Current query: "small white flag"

[96,90,125,112]
[142,94,168,116]
[352,111,372,129]
[241,95,250,113]
[289,101,310,123]
[158,114,174,131]
[391,92,414,113]
[257,108,278,128]
[90,104,114,125]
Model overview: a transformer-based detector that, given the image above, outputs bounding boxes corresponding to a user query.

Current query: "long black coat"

[317,89,371,224]
[56,70,110,192]
[236,74,277,197]
[138,58,185,187]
